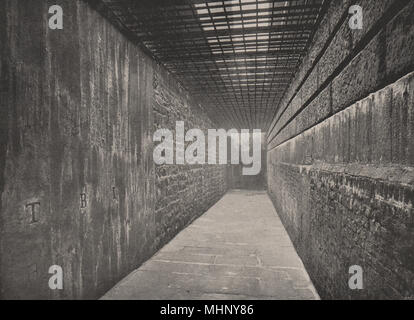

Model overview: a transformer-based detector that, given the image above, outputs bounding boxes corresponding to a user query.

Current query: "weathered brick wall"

[267,0,414,299]
[0,0,226,299]
[152,66,227,250]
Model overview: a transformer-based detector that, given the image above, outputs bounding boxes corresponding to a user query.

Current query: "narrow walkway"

[102,190,319,300]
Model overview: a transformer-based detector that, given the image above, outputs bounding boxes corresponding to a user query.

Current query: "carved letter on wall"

[80,193,87,209]
[25,202,40,224]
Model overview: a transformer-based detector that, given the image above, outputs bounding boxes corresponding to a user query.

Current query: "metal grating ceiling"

[91,0,328,130]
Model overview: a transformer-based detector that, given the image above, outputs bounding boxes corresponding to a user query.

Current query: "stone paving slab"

[102,190,319,300]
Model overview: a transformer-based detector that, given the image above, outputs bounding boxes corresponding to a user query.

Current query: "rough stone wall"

[152,66,227,250]
[227,141,267,190]
[267,0,414,299]
[0,0,226,299]
[227,163,266,190]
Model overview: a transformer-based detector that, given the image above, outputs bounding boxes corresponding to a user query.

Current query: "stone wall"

[227,138,267,190]
[267,0,414,299]
[152,66,227,251]
[0,0,226,299]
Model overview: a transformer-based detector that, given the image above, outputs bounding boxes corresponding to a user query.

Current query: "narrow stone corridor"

[1,0,414,301]
[102,190,318,300]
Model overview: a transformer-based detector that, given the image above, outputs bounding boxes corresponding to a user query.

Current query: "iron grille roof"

[91,0,327,130]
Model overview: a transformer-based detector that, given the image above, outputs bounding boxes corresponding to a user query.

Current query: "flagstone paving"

[102,190,319,300]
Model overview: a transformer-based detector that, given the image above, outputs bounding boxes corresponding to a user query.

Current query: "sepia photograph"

[0,0,413,308]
